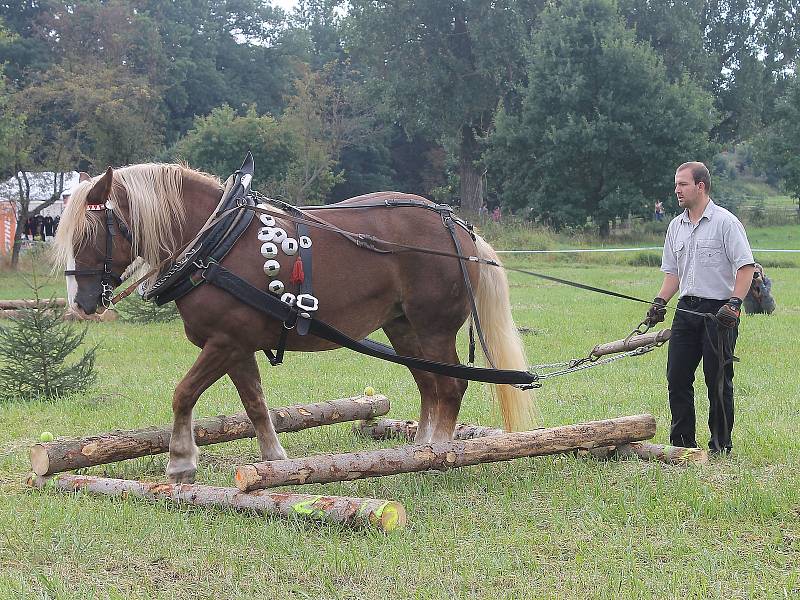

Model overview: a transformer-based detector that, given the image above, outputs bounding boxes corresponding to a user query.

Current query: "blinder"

[64,205,133,310]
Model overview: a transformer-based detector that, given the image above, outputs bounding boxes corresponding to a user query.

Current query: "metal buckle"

[295,294,319,312]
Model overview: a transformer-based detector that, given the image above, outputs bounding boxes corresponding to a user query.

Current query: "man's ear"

[79,172,92,182]
[86,166,113,206]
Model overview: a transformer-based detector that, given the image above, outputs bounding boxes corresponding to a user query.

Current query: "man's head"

[675,162,711,211]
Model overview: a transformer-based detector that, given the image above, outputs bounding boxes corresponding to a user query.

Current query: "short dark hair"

[677,162,711,192]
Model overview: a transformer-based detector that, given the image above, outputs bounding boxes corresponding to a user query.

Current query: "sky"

[272,0,299,14]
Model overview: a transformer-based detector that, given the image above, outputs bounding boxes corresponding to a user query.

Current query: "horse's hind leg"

[383,318,468,444]
[167,341,238,483]
[227,354,287,461]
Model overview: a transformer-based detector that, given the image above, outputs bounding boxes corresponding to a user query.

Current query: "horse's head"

[55,167,135,316]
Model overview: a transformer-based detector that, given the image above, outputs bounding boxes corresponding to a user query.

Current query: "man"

[645,162,755,454]
[744,263,776,315]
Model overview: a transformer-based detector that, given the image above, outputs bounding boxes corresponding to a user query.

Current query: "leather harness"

[75,154,539,389]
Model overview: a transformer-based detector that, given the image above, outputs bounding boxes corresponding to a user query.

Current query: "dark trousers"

[666,297,738,452]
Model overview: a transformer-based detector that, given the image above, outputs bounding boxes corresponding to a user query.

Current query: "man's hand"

[645,297,667,326]
[716,298,742,328]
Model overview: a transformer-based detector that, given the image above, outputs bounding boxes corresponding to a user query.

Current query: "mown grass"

[0,228,798,599]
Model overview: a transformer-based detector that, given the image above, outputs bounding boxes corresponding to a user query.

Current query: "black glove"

[645,297,667,326]
[716,297,742,329]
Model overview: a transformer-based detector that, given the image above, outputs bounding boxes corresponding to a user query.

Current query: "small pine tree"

[0,273,97,401]
[116,295,180,324]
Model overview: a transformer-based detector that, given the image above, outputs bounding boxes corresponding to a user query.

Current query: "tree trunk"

[459,124,484,213]
[355,417,707,465]
[10,212,26,269]
[28,474,406,532]
[30,395,390,476]
[235,414,656,491]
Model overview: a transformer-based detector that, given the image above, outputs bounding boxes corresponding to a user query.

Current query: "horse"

[53,162,538,483]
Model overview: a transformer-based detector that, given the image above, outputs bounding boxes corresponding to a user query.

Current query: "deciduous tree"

[489,0,717,235]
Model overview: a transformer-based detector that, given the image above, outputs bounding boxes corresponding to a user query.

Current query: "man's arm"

[732,264,756,300]
[656,273,680,303]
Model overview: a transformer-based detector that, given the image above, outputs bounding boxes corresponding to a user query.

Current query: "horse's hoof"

[262,447,288,461]
[166,462,197,484]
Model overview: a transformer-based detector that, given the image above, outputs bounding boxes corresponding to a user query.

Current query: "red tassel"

[289,256,304,285]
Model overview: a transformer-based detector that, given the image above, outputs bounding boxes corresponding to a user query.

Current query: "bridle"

[64,203,134,310]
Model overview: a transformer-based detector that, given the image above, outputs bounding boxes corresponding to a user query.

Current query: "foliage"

[754,74,800,206]
[173,105,294,192]
[0,271,96,401]
[620,0,800,144]
[279,62,375,204]
[344,0,544,210]
[488,0,717,236]
[116,296,180,325]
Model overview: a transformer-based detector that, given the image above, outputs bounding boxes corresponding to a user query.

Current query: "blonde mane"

[53,164,218,279]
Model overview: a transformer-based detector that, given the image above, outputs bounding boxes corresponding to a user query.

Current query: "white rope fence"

[496,247,800,254]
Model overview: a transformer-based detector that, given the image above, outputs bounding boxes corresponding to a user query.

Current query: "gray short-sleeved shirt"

[660,199,754,300]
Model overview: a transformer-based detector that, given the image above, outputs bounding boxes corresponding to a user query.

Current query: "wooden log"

[30,395,390,476]
[352,418,507,441]
[591,329,671,358]
[28,474,405,532]
[235,414,657,491]
[0,307,118,321]
[0,298,67,309]
[355,417,707,465]
[584,441,708,464]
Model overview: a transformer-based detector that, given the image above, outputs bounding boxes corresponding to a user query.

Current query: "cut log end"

[29,445,50,477]
[234,465,258,491]
[373,501,406,533]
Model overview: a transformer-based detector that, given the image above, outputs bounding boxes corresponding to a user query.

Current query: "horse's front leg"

[167,342,235,483]
[227,354,287,461]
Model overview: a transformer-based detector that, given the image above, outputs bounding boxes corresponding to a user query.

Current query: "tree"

[754,74,800,208]
[279,63,375,204]
[173,105,295,192]
[0,268,97,401]
[345,0,544,211]
[488,0,717,235]
[620,0,800,143]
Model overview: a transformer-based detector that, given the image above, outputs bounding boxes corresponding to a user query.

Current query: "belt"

[680,295,725,305]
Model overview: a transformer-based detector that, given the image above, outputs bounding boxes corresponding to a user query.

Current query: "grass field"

[0,229,798,599]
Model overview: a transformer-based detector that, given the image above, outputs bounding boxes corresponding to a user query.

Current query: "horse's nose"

[75,295,97,315]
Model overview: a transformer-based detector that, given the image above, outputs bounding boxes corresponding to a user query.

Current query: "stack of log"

[27,369,704,530]
[28,395,407,532]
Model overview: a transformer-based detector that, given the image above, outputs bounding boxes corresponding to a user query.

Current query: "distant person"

[743,263,776,315]
[644,161,754,455]
[654,200,665,222]
[491,206,502,223]
[478,201,489,221]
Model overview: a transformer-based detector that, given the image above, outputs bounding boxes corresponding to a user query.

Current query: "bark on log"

[591,329,671,358]
[30,395,390,476]
[235,414,657,491]
[27,474,405,532]
[0,298,67,309]
[355,417,707,465]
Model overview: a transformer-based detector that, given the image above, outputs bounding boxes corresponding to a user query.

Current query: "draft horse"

[54,163,536,483]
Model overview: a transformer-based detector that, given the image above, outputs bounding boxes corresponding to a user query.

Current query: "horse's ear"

[79,172,92,182]
[86,166,114,206]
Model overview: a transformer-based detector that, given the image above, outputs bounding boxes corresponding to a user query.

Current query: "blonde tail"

[474,235,541,431]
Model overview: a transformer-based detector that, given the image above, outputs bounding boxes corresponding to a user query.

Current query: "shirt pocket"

[697,238,723,265]
[674,240,686,259]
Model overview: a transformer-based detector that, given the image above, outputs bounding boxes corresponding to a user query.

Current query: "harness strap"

[443,214,493,368]
[202,262,538,387]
